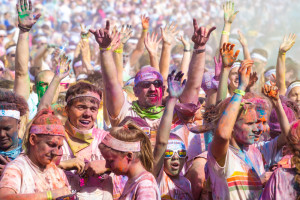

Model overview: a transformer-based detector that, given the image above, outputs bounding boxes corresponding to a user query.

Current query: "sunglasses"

[137,80,163,88]
[165,149,187,159]
[9,54,15,57]
[60,82,70,89]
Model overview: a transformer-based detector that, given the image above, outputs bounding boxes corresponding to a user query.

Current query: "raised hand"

[144,32,162,55]
[238,60,254,89]
[161,21,178,45]
[247,72,258,89]
[141,14,150,30]
[167,70,186,98]
[214,54,222,80]
[80,24,91,39]
[223,1,239,24]
[177,35,190,50]
[279,33,297,54]
[262,80,279,101]
[16,0,41,30]
[192,19,216,49]
[55,54,71,80]
[238,30,248,47]
[89,21,121,50]
[220,43,240,68]
[120,24,133,44]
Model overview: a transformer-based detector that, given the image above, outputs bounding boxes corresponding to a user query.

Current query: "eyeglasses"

[9,54,15,57]
[165,149,187,159]
[137,80,163,88]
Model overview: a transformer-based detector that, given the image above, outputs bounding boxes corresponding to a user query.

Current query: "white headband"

[230,62,241,72]
[6,46,16,55]
[264,69,276,78]
[127,39,138,44]
[286,82,300,97]
[66,91,101,103]
[0,110,20,120]
[74,61,82,68]
[102,133,141,152]
[172,54,183,59]
[0,30,6,36]
[251,53,267,62]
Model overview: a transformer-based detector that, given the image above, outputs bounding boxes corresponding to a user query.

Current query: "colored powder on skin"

[36,81,49,100]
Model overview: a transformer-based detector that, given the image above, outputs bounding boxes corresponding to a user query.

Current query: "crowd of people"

[0,0,300,199]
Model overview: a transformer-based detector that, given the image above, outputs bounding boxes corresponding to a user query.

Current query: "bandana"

[166,139,186,151]
[36,81,49,100]
[0,110,20,120]
[0,139,22,160]
[30,124,65,136]
[131,101,164,119]
[101,133,140,152]
[134,66,163,86]
[64,120,94,155]
[66,91,101,103]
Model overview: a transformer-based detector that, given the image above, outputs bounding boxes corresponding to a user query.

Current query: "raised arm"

[212,60,253,166]
[113,25,133,86]
[179,19,216,104]
[37,55,70,111]
[144,32,161,70]
[218,1,238,53]
[153,71,186,177]
[89,21,124,119]
[130,15,149,67]
[177,35,191,81]
[238,30,251,60]
[276,33,296,95]
[216,43,239,102]
[14,0,40,100]
[262,81,290,149]
[159,22,178,83]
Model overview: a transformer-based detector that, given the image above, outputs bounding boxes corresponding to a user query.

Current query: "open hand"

[161,21,178,45]
[141,14,150,30]
[223,1,239,24]
[144,32,162,56]
[279,33,296,54]
[55,54,71,80]
[16,0,41,29]
[238,30,248,47]
[177,35,190,50]
[58,158,85,175]
[167,70,186,98]
[80,24,91,39]
[192,19,216,49]
[220,43,240,68]
[262,79,279,102]
[89,20,121,50]
[238,60,254,89]
[120,24,133,44]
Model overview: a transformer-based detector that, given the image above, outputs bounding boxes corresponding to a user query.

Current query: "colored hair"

[0,89,28,116]
[100,122,153,172]
[65,81,102,106]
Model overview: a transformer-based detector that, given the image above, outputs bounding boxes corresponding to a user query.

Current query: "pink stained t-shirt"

[0,154,69,194]
[157,167,193,200]
[118,171,160,200]
[260,167,298,200]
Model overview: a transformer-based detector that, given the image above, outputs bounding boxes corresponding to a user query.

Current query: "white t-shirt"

[0,154,69,194]
[206,144,264,200]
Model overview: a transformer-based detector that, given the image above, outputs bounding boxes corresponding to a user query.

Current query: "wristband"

[184,49,191,52]
[142,29,148,32]
[18,24,31,32]
[193,48,206,54]
[46,191,52,200]
[233,89,245,96]
[222,31,230,35]
[279,51,286,55]
[114,49,123,54]
[100,46,112,51]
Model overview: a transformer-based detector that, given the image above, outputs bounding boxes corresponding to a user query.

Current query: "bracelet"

[18,24,31,32]
[114,49,123,54]
[279,51,286,55]
[222,31,230,35]
[184,49,191,52]
[142,29,148,32]
[233,89,246,96]
[100,46,112,51]
[193,48,206,54]
[46,191,52,200]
